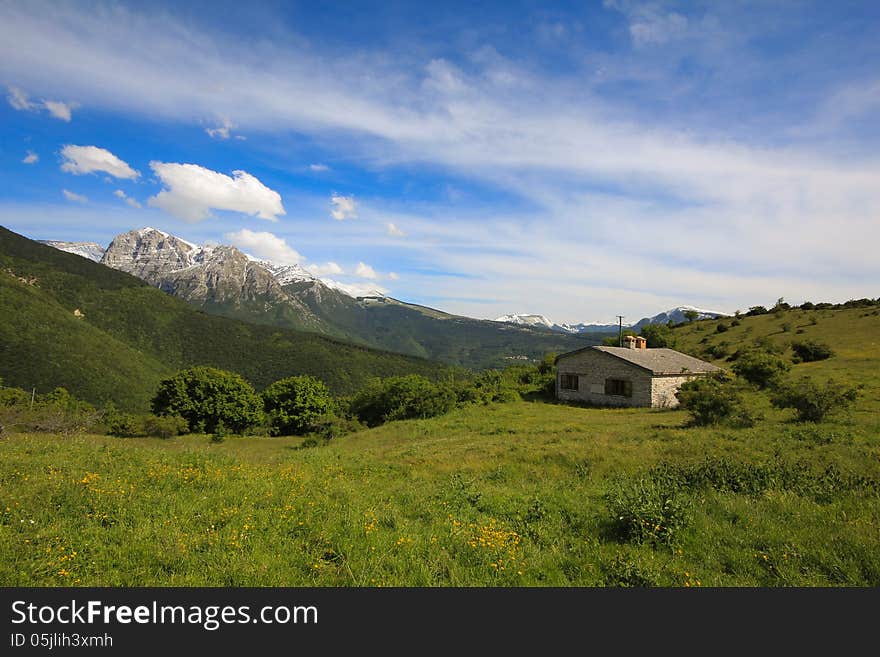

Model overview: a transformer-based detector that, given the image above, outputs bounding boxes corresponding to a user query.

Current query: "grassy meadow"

[1,305,879,586]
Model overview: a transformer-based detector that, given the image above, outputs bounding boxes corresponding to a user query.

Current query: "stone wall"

[650,375,701,408]
[555,349,652,407]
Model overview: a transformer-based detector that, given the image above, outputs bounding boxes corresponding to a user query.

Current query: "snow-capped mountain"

[495,305,728,334]
[38,240,105,262]
[494,314,557,329]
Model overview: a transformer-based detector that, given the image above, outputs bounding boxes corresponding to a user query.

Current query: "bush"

[107,412,143,437]
[791,340,834,363]
[350,375,456,427]
[715,322,729,333]
[746,305,768,317]
[606,474,689,548]
[731,349,790,388]
[152,367,262,434]
[675,374,756,427]
[262,375,334,436]
[307,413,363,441]
[143,414,188,439]
[639,323,676,348]
[771,377,861,422]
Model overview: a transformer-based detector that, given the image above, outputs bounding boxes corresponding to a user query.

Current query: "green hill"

[0,226,441,410]
[284,280,596,368]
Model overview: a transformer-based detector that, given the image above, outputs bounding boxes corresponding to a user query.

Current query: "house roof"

[556,346,721,376]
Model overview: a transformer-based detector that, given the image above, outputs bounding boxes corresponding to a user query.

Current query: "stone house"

[555,336,721,408]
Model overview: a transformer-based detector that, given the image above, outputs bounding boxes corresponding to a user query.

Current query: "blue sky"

[1,1,878,323]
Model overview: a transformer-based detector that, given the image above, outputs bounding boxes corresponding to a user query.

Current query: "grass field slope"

[0,226,440,410]
[1,301,878,586]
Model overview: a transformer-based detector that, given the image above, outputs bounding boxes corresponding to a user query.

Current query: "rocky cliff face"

[100,228,324,330]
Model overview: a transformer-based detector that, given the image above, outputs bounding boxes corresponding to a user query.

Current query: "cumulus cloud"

[62,189,87,203]
[22,150,38,164]
[225,229,301,264]
[330,193,357,220]
[309,163,330,172]
[60,145,139,179]
[354,262,378,279]
[148,162,285,222]
[388,272,400,280]
[43,100,73,121]
[386,222,406,237]
[113,189,142,208]
[307,261,343,276]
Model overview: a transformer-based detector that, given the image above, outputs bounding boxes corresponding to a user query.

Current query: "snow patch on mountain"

[39,240,106,262]
[495,305,729,334]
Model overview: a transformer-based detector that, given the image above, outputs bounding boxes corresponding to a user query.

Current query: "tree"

[683,310,700,322]
[350,375,455,427]
[639,323,676,348]
[731,349,791,389]
[262,375,334,436]
[770,377,861,422]
[152,366,262,434]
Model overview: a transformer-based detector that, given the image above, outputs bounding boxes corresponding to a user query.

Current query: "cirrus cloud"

[148,162,285,222]
[60,145,139,179]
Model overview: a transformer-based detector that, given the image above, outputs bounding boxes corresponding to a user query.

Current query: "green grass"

[2,393,877,586]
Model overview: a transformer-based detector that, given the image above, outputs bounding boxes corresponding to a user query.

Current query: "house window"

[560,374,579,390]
[605,378,632,397]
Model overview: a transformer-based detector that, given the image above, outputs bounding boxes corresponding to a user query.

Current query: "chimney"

[624,335,637,350]
[636,336,647,350]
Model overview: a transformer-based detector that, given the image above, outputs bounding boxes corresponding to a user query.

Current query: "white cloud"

[330,194,357,220]
[605,0,690,47]
[7,85,35,110]
[206,117,234,139]
[43,99,73,121]
[307,261,343,276]
[354,262,378,279]
[309,163,330,172]
[62,189,87,203]
[148,162,285,222]
[22,150,38,164]
[388,272,400,280]
[225,229,301,264]
[386,222,406,237]
[113,189,142,208]
[60,145,139,179]
[7,85,75,119]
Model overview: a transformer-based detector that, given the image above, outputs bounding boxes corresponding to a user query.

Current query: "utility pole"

[617,316,625,347]
[30,387,36,410]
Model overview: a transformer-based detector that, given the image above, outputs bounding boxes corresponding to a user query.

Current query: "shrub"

[262,375,334,436]
[107,413,143,437]
[791,340,834,363]
[602,553,659,587]
[606,474,689,548]
[715,322,729,333]
[731,349,790,388]
[308,413,363,441]
[746,305,768,317]
[639,323,676,348]
[152,367,262,434]
[770,377,861,422]
[350,375,456,426]
[143,414,188,439]
[675,374,756,427]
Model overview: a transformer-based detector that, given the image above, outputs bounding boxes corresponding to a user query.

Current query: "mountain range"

[494,306,728,334]
[39,227,595,369]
